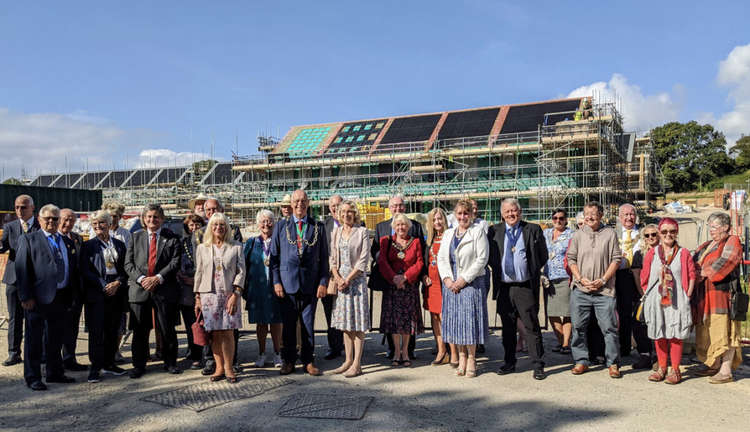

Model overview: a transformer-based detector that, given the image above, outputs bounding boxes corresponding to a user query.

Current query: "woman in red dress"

[422,208,451,365]
[378,213,424,367]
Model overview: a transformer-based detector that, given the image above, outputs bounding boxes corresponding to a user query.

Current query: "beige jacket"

[329,225,370,275]
[193,242,246,293]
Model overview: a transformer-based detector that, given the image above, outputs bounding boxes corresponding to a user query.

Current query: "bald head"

[59,208,77,235]
[291,189,309,219]
[329,194,343,221]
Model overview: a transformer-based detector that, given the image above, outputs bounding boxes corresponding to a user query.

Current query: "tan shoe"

[608,365,621,379]
[571,364,589,375]
[708,373,733,384]
[279,363,295,375]
[305,363,322,376]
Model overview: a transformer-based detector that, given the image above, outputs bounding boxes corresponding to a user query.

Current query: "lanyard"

[506,226,520,249]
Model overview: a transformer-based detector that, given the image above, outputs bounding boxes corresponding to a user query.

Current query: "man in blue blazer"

[0,194,39,366]
[15,204,79,390]
[270,189,329,376]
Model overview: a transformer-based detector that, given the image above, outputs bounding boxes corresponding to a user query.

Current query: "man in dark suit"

[488,198,548,380]
[15,204,79,390]
[57,208,87,371]
[271,189,329,376]
[124,204,182,378]
[370,194,425,360]
[1,194,39,366]
[322,194,344,360]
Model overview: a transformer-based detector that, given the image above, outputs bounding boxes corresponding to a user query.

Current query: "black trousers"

[615,269,652,356]
[87,296,122,370]
[321,295,343,354]
[5,284,24,357]
[130,298,178,369]
[23,290,68,384]
[498,281,545,368]
[62,302,83,362]
[280,292,316,365]
[178,305,203,361]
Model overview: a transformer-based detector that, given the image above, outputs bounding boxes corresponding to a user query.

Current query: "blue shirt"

[43,230,69,289]
[501,223,529,283]
[543,227,573,280]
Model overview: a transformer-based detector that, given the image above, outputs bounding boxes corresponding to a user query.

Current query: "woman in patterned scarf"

[692,212,744,384]
[639,218,695,384]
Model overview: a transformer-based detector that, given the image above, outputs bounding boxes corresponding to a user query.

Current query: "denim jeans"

[570,288,620,367]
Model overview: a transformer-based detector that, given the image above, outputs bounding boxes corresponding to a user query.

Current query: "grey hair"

[91,210,113,225]
[60,208,76,218]
[141,203,165,219]
[391,213,412,230]
[39,204,60,216]
[707,212,731,228]
[501,198,521,210]
[389,194,405,206]
[618,203,636,214]
[255,209,275,225]
[16,194,34,206]
[102,200,125,215]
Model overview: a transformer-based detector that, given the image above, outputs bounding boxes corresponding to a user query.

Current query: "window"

[353,125,361,132]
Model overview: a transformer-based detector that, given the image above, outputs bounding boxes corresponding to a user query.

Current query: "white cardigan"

[437,225,489,284]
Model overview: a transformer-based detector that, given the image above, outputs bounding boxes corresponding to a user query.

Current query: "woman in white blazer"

[194,213,245,383]
[437,199,489,378]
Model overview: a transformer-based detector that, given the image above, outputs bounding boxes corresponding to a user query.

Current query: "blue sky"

[1,1,749,178]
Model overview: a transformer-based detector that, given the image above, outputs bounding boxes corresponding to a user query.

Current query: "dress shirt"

[501,222,529,283]
[618,225,640,269]
[99,237,119,275]
[42,229,69,289]
[137,228,164,285]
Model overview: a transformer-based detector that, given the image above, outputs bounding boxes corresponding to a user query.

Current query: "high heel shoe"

[431,353,448,366]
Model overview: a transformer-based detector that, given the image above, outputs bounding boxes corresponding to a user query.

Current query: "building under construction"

[28,96,663,224]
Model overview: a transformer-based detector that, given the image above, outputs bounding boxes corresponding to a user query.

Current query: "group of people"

[1,191,745,391]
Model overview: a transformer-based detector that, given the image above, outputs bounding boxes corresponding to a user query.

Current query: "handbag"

[729,279,749,321]
[368,237,392,292]
[633,296,646,323]
[191,311,210,346]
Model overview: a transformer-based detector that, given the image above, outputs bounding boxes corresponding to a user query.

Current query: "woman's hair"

[91,210,112,226]
[102,200,125,216]
[550,207,567,218]
[707,212,731,229]
[454,199,473,214]
[202,212,234,245]
[391,213,412,231]
[337,200,362,225]
[183,214,205,229]
[425,207,448,245]
[642,223,659,233]
[255,209,275,225]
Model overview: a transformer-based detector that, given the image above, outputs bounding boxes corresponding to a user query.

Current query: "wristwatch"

[233,287,242,296]
[600,277,608,285]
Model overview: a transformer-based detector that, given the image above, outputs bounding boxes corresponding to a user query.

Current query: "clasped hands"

[273,283,327,299]
[579,277,605,291]
[140,276,161,292]
[104,280,121,296]
[443,277,467,293]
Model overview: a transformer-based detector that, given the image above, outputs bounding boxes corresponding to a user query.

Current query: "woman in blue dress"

[243,210,283,368]
[543,208,574,354]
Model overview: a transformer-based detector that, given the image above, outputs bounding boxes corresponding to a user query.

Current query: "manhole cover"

[142,376,294,412]
[277,393,373,420]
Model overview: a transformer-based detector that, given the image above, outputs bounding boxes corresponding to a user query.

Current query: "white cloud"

[0,107,124,179]
[135,149,212,168]
[714,43,750,144]
[567,73,681,132]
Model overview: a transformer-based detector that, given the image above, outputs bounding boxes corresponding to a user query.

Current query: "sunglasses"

[42,216,59,222]
[642,233,658,238]
[660,229,677,235]
[551,216,567,221]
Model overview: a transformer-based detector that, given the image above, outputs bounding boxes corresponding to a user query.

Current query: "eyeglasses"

[42,216,59,222]
[642,233,658,238]
[15,205,28,210]
[660,229,678,235]
[551,216,567,221]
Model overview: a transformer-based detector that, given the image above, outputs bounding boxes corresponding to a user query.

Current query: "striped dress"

[441,232,488,345]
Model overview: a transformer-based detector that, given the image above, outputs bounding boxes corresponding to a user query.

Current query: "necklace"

[261,237,271,266]
[285,220,319,256]
[429,233,442,266]
[392,237,413,260]
[182,238,194,264]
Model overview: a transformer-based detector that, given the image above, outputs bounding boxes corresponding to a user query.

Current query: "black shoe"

[102,365,127,376]
[476,344,486,354]
[533,368,547,380]
[27,380,47,391]
[202,361,216,376]
[560,346,572,355]
[632,355,652,370]
[3,355,22,366]
[165,366,182,374]
[232,364,241,374]
[46,375,75,383]
[324,351,340,360]
[190,361,202,370]
[497,363,516,375]
[129,368,145,379]
[88,370,101,383]
[64,361,88,372]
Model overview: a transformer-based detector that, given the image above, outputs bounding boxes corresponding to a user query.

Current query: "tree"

[650,121,735,192]
[729,135,750,172]
[2,177,23,185]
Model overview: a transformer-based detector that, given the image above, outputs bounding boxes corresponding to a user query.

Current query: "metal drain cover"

[142,376,294,412]
[277,393,373,420]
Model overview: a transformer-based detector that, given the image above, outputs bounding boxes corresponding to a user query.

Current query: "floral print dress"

[201,244,243,331]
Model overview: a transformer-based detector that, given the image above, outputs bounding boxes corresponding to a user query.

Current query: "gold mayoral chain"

[392,238,414,260]
[285,221,320,256]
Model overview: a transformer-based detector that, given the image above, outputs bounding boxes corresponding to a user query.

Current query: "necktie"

[624,229,633,266]
[148,233,157,276]
[296,220,304,252]
[21,220,29,233]
[505,227,517,280]
[48,235,65,283]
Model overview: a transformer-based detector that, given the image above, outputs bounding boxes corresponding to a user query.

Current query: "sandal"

[209,374,225,382]
[401,360,412,367]
[648,368,666,382]
[694,366,719,377]
[226,376,238,384]
[664,370,681,385]
[344,368,362,378]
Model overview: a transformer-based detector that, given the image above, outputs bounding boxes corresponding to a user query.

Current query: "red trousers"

[654,338,683,370]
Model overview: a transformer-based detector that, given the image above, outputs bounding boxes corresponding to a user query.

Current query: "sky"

[1,1,749,179]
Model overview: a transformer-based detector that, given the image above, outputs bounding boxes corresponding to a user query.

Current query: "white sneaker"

[273,352,283,368]
[254,353,267,367]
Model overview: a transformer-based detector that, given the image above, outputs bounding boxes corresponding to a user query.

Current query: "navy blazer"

[487,220,549,300]
[124,228,181,303]
[14,230,78,306]
[270,215,329,295]
[0,217,41,286]
[80,237,128,305]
